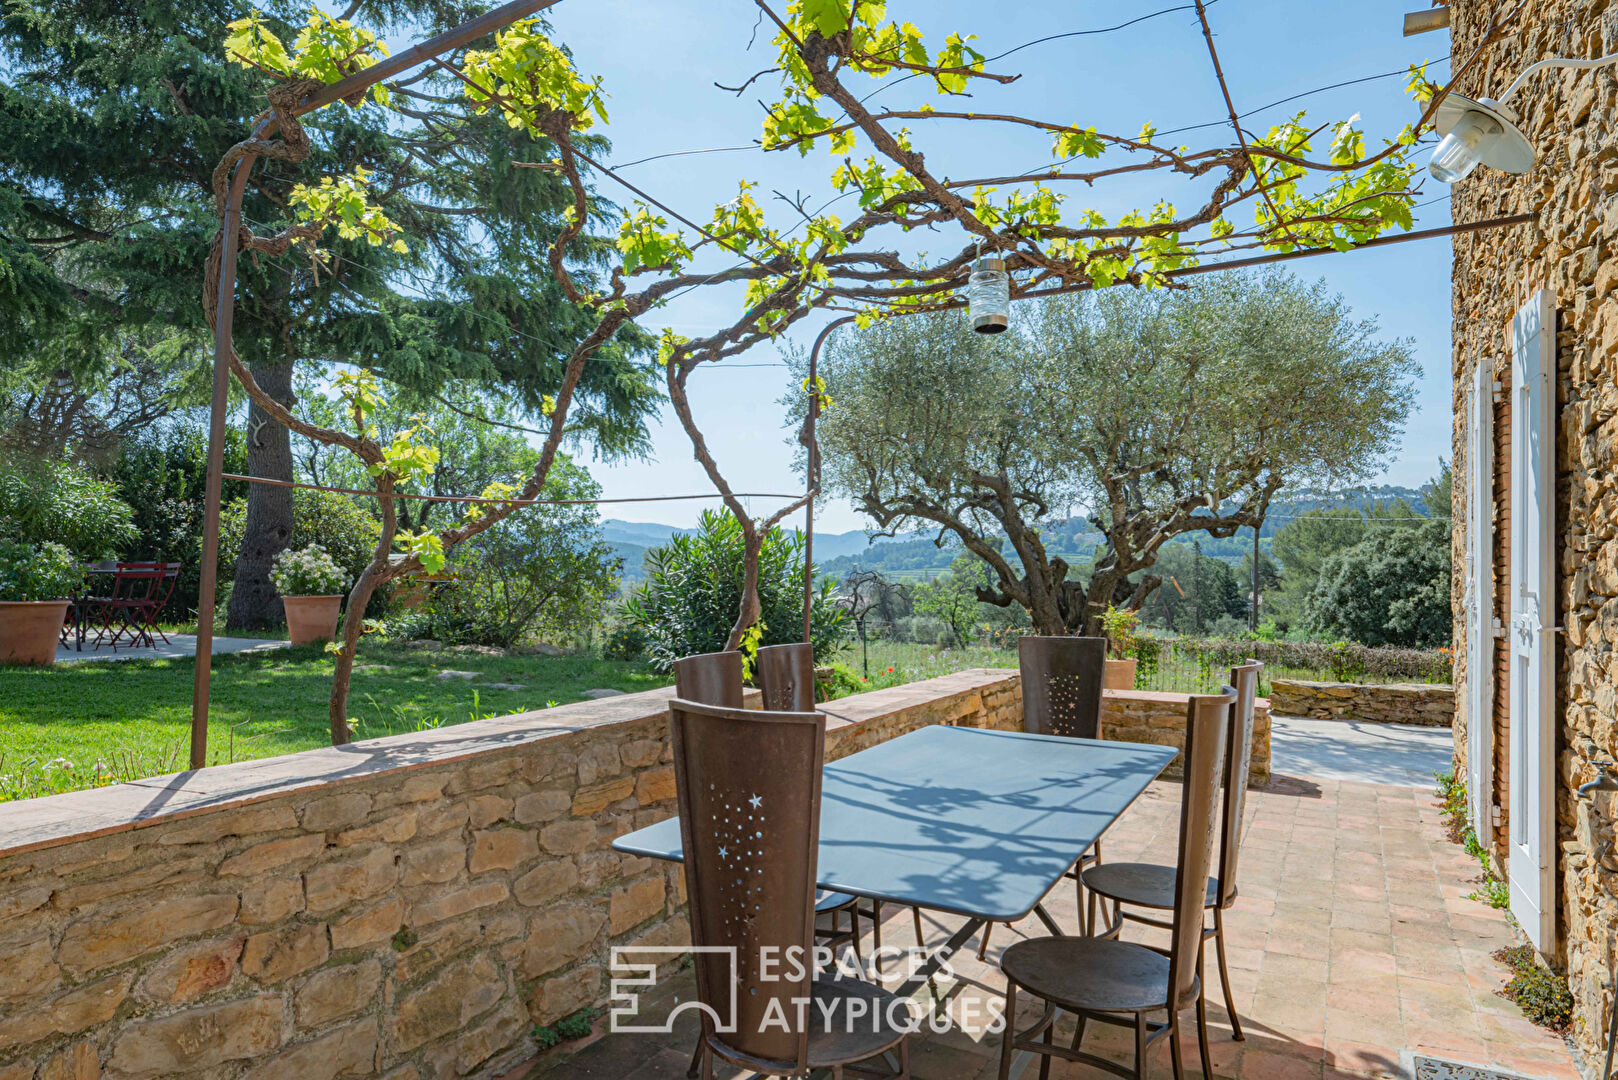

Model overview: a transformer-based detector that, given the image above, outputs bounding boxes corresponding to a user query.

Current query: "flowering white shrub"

[269,543,349,597]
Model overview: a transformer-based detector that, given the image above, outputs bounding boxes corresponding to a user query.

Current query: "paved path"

[1270,714,1454,788]
[54,633,290,664]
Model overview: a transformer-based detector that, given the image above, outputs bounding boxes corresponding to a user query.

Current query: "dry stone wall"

[1099,690,1272,787]
[0,669,1264,1080]
[1269,680,1455,727]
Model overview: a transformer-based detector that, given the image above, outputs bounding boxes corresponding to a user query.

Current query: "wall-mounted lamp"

[1402,8,1450,36]
[1430,52,1618,183]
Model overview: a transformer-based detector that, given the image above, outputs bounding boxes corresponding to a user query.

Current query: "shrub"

[0,458,137,559]
[622,510,848,673]
[602,620,649,662]
[1495,945,1573,1031]
[110,426,249,615]
[269,544,349,597]
[220,488,381,587]
[396,462,620,649]
[0,540,84,601]
[1133,635,1450,684]
[1101,604,1142,660]
[816,662,865,701]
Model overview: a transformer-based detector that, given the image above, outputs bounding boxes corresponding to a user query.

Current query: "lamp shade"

[1429,94,1535,183]
[968,254,1010,334]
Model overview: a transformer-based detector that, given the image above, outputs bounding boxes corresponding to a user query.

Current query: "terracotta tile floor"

[528,775,1579,1080]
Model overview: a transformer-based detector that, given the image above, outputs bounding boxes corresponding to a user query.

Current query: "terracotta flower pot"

[0,600,69,666]
[283,595,343,645]
[1103,657,1138,691]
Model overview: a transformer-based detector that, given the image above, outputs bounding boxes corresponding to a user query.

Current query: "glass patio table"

[612,723,1178,999]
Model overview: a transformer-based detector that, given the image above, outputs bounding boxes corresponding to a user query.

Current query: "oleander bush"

[0,458,137,560]
[622,510,847,673]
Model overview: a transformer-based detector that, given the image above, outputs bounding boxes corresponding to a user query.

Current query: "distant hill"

[813,486,1432,579]
[601,519,688,548]
[600,487,1432,583]
[600,517,918,583]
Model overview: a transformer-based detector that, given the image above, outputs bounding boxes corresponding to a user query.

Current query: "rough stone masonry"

[1449,0,1618,1061]
[0,670,1266,1079]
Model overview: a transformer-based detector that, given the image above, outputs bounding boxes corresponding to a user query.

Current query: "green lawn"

[835,638,1446,698]
[0,641,667,801]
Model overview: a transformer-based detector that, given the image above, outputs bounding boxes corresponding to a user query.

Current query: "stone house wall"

[1449,0,1618,1058]
[1269,680,1455,727]
[0,669,1264,1080]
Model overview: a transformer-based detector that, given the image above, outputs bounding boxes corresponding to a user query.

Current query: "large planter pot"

[1103,657,1138,691]
[0,600,69,666]
[283,595,343,646]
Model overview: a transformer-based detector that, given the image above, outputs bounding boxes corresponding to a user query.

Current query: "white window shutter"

[1507,288,1557,953]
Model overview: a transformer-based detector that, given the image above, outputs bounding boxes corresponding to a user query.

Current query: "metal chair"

[755,642,814,712]
[1079,660,1264,1042]
[997,688,1236,1080]
[134,563,182,645]
[970,635,1109,959]
[754,644,869,962]
[95,562,166,650]
[671,697,911,1080]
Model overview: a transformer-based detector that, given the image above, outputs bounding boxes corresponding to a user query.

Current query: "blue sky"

[540,0,1459,532]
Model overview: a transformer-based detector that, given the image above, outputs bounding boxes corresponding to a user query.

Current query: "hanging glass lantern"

[968,253,1010,334]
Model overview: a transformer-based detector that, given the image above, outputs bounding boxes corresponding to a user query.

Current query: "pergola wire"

[221,472,802,507]
[188,0,1530,773]
[233,37,1465,381]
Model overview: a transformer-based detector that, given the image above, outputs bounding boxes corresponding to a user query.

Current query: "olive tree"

[810,270,1417,635]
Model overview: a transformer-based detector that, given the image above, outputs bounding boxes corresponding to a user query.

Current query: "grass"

[830,637,1412,698]
[0,640,667,801]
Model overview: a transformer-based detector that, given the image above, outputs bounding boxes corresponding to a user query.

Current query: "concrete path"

[54,633,290,664]
[1270,713,1454,788]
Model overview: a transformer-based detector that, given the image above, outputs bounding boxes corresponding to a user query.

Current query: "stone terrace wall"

[1269,680,1455,727]
[0,668,1263,1080]
[0,671,1022,1080]
[1100,690,1271,787]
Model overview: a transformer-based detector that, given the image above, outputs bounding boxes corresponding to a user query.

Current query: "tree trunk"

[227,360,295,630]
[329,492,399,744]
[724,531,765,652]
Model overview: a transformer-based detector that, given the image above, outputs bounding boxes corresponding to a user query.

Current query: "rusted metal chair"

[671,696,911,1080]
[1079,660,1264,1042]
[754,643,869,961]
[969,635,1109,959]
[997,688,1235,1080]
[673,649,746,709]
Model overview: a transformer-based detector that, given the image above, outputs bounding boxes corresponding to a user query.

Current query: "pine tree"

[0,0,656,625]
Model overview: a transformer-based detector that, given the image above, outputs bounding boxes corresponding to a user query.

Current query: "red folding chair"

[139,563,181,645]
[94,562,166,651]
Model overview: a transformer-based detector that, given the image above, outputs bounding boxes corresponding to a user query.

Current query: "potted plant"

[271,544,350,645]
[0,540,84,665]
[1100,604,1141,691]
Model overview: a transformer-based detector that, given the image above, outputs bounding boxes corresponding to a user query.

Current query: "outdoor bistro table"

[611,723,1178,1037]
